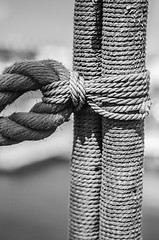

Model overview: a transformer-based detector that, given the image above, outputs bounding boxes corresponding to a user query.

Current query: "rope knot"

[0,59,151,145]
[69,71,86,111]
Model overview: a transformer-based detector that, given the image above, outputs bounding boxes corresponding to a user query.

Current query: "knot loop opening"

[68,69,151,120]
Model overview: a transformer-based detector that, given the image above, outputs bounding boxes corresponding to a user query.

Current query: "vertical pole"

[100,1,148,239]
[70,1,102,239]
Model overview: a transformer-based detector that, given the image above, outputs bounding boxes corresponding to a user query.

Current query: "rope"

[0,59,151,146]
[86,70,151,120]
[99,0,149,239]
[0,61,150,145]
[0,60,73,145]
[69,71,86,111]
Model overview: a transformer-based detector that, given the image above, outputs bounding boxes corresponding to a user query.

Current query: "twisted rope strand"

[69,70,151,120]
[0,60,72,145]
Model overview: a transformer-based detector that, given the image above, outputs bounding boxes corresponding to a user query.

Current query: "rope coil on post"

[86,70,151,120]
[0,59,151,146]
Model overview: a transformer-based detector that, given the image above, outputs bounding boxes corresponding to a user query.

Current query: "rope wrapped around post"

[0,59,150,144]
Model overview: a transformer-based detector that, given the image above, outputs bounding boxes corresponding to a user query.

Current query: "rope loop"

[0,60,72,145]
[0,59,151,145]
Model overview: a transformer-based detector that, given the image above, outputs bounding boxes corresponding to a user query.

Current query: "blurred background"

[0,0,158,239]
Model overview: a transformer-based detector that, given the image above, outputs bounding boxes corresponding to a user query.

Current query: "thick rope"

[0,60,73,145]
[99,1,149,239]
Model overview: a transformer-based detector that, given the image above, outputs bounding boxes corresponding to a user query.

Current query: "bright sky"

[0,0,74,47]
[0,0,158,55]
